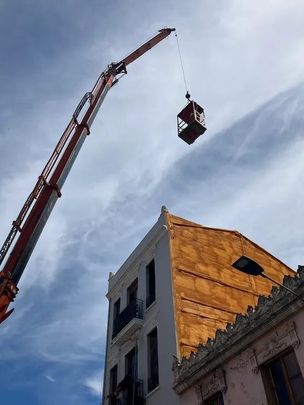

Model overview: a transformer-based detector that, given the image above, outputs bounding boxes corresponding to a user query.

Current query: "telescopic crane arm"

[0,28,175,325]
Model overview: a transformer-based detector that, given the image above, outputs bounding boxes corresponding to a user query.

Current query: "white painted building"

[101,207,294,405]
[102,207,179,405]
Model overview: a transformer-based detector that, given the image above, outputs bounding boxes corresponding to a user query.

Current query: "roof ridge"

[166,212,236,232]
[171,221,237,234]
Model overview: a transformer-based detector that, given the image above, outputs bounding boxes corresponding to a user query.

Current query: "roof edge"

[107,207,168,295]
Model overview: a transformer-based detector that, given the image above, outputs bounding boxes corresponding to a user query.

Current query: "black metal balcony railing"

[110,376,145,405]
[123,377,145,405]
[135,379,144,402]
[112,299,143,338]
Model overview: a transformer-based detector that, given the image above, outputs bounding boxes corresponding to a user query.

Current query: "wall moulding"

[229,347,258,374]
[256,320,300,366]
[195,369,227,404]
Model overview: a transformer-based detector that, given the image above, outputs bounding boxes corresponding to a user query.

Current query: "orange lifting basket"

[177,97,207,145]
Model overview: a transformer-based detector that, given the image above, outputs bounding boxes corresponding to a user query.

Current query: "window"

[125,347,137,378]
[204,391,224,405]
[112,298,120,333]
[147,328,159,392]
[127,278,138,304]
[124,348,137,405]
[109,365,117,405]
[113,298,120,320]
[262,349,304,405]
[146,259,156,308]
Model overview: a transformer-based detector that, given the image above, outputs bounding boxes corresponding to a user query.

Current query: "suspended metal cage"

[177,100,206,145]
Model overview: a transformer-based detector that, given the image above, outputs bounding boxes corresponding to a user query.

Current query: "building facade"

[173,268,304,405]
[102,208,294,405]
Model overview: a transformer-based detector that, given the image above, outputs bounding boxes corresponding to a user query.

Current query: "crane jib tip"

[159,27,176,33]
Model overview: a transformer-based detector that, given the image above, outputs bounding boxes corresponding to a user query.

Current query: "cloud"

[1,1,304,404]
[153,83,304,270]
[44,375,55,383]
[83,370,103,398]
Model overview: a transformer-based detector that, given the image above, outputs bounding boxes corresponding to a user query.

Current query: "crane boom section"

[7,75,114,286]
[120,28,175,67]
[0,28,175,324]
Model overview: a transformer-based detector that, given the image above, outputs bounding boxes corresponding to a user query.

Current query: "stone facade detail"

[230,348,258,374]
[173,267,304,394]
[256,320,300,366]
[195,369,226,404]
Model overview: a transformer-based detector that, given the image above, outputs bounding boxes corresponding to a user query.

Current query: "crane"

[0,28,176,325]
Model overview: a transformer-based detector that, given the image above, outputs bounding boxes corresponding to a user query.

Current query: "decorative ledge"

[173,266,304,394]
[112,317,144,345]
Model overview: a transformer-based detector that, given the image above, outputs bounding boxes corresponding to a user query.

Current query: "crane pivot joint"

[39,176,62,198]
[109,62,127,76]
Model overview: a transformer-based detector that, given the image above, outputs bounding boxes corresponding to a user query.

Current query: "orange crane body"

[0,28,175,324]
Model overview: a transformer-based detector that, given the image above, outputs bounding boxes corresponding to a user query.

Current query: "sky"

[0,0,304,404]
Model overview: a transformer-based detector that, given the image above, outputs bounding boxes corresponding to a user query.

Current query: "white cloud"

[44,374,55,383]
[83,370,103,398]
[0,1,304,402]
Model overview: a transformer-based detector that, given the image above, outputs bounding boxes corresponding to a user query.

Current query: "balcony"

[112,299,143,342]
[110,376,145,405]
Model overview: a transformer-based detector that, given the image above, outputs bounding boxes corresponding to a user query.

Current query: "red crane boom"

[0,28,175,324]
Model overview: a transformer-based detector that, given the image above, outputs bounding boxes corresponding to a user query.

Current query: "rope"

[175,31,189,97]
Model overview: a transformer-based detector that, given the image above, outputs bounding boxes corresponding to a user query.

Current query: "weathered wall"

[166,213,294,358]
[179,308,304,404]
[144,227,180,405]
